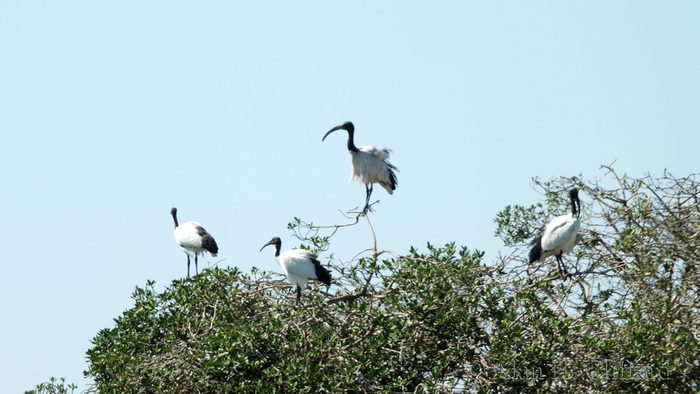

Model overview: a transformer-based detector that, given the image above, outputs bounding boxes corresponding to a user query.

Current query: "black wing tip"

[528,244,542,264]
[201,234,219,255]
[528,235,543,263]
[312,258,332,286]
[388,165,398,190]
[317,270,332,286]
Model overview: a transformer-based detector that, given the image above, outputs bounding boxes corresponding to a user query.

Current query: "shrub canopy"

[83,168,700,393]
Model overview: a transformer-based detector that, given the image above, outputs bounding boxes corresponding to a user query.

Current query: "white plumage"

[171,207,219,277]
[323,121,398,212]
[528,188,582,278]
[260,237,331,306]
[351,145,395,194]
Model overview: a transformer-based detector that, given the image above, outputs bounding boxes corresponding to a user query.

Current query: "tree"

[493,166,700,392]
[78,167,699,393]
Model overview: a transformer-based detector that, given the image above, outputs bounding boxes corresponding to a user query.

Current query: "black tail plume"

[312,258,332,286]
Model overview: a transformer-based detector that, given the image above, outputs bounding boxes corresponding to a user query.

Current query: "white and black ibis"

[260,236,331,306]
[322,121,398,213]
[171,207,219,277]
[528,188,582,278]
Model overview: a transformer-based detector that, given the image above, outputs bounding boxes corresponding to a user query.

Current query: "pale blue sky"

[2,2,699,391]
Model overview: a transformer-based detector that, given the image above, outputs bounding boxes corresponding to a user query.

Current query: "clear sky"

[1,2,699,391]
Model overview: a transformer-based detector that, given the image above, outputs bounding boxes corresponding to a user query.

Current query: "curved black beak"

[260,237,280,252]
[260,241,274,252]
[322,124,345,141]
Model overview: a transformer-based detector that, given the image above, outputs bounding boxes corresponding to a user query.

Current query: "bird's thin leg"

[364,184,374,213]
[295,286,301,306]
[556,253,568,279]
[195,255,199,275]
[187,256,191,278]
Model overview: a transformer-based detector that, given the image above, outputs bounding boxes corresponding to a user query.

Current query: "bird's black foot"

[557,267,570,280]
[363,200,379,214]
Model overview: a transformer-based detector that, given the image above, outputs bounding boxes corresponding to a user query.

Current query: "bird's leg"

[187,256,191,278]
[556,253,568,279]
[195,255,199,276]
[295,286,301,306]
[363,184,375,213]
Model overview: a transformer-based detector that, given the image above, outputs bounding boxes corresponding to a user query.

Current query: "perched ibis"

[171,207,219,277]
[528,188,582,278]
[260,236,331,306]
[322,121,398,213]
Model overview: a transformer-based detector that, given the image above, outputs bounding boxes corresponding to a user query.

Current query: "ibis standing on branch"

[322,121,398,213]
[171,207,219,277]
[528,188,582,278]
[260,236,332,306]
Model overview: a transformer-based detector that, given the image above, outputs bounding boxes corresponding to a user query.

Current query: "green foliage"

[86,243,500,393]
[78,167,700,393]
[24,377,76,394]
